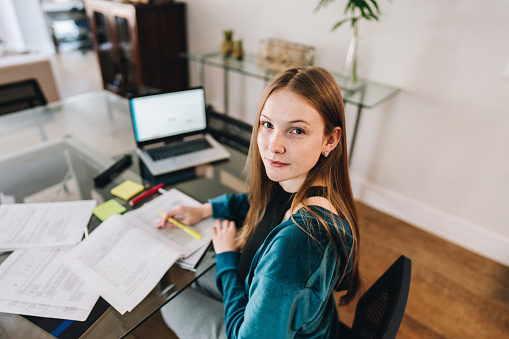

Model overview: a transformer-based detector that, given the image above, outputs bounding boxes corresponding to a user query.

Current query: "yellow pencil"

[157,211,202,240]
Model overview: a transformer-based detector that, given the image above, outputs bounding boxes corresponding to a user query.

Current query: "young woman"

[157,66,360,338]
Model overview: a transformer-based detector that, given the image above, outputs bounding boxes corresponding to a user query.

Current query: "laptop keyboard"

[147,138,213,161]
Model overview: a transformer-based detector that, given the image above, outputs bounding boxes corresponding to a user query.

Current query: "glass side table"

[183,50,400,164]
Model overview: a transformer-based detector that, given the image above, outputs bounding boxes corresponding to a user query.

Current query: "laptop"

[129,87,230,176]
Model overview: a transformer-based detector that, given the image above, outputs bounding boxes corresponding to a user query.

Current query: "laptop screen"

[130,88,207,143]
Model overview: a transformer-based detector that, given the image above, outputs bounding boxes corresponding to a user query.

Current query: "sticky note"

[110,180,144,200]
[93,199,126,221]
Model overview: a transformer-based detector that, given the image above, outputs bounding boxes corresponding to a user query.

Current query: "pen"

[129,183,164,206]
[157,211,202,240]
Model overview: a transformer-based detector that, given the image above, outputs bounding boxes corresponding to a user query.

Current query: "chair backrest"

[350,255,412,339]
[206,109,252,154]
[0,79,47,116]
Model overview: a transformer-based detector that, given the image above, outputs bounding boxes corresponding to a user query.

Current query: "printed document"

[0,248,99,321]
[64,189,214,314]
[128,188,214,257]
[0,201,96,250]
[0,298,94,321]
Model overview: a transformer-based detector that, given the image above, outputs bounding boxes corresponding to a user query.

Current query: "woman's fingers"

[156,214,167,229]
[220,219,234,228]
[211,220,220,235]
[156,206,183,229]
[212,219,232,231]
[228,220,235,230]
[211,219,237,254]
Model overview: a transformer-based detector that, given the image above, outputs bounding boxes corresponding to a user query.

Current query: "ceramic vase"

[232,40,244,60]
[221,30,234,57]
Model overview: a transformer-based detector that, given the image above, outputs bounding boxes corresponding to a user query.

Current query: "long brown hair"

[237,66,360,305]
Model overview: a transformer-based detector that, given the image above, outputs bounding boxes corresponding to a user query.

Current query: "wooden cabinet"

[84,0,188,97]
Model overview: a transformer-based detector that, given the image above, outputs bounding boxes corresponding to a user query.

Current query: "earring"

[322,151,330,157]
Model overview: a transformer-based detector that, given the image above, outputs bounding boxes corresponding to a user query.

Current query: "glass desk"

[183,50,401,163]
[0,91,247,338]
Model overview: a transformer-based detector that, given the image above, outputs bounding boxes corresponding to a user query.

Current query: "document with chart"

[63,189,215,314]
[0,200,96,250]
[128,188,214,257]
[0,248,99,321]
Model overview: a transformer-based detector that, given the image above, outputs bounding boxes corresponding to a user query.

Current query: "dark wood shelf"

[84,0,188,98]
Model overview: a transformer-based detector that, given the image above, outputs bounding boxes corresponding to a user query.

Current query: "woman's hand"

[211,219,237,254]
[156,203,212,229]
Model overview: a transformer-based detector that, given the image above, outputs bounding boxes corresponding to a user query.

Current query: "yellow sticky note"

[93,199,126,221]
[110,180,144,200]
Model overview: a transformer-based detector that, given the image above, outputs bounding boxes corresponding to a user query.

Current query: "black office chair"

[206,109,252,154]
[339,255,412,339]
[0,79,47,116]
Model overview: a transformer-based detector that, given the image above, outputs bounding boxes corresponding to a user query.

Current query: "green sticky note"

[110,180,144,200]
[93,199,126,221]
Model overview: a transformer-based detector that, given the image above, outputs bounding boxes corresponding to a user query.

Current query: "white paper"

[63,189,215,314]
[0,201,96,250]
[129,188,215,257]
[0,248,99,321]
[0,298,92,321]
[0,248,99,308]
[175,242,211,271]
[64,214,183,314]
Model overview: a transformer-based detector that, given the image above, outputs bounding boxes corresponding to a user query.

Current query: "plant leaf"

[363,1,379,19]
[350,0,380,18]
[315,0,336,11]
[351,17,359,28]
[316,0,387,30]
[369,0,380,13]
[331,17,353,31]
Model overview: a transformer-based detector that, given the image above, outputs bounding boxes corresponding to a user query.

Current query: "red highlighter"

[129,183,164,206]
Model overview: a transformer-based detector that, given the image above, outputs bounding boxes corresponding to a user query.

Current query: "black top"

[238,185,327,283]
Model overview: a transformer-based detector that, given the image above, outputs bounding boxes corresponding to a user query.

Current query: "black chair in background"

[340,255,412,339]
[206,109,252,154]
[0,79,47,116]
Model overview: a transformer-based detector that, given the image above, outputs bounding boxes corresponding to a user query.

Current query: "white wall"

[183,0,509,265]
[0,0,26,51]
[10,0,54,55]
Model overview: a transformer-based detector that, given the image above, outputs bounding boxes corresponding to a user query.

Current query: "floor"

[51,50,509,339]
[50,49,103,99]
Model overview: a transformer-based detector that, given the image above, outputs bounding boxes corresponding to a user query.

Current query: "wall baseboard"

[351,175,509,267]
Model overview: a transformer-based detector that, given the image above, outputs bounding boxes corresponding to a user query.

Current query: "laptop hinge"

[183,133,206,141]
[143,142,165,150]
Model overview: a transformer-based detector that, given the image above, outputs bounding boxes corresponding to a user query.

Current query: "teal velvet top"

[210,193,354,339]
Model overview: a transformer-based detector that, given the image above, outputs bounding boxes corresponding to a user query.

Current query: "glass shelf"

[183,50,401,164]
[183,50,400,109]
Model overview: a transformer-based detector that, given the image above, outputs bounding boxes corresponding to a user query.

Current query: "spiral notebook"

[174,241,211,271]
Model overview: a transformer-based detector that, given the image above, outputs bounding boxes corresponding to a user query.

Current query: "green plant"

[316,0,382,30]
[223,30,233,41]
[316,0,387,85]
